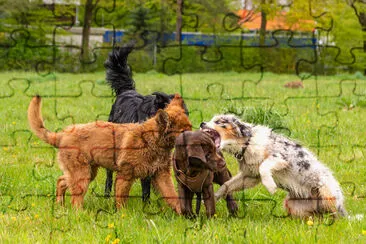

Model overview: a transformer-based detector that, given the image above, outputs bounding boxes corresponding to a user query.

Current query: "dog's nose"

[200,122,206,128]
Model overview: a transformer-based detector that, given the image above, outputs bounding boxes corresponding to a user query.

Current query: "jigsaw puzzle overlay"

[0,0,365,243]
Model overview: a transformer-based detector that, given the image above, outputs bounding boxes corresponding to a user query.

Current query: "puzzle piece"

[1,0,366,242]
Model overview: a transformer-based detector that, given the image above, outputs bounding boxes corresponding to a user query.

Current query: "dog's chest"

[240,149,265,176]
[239,158,260,176]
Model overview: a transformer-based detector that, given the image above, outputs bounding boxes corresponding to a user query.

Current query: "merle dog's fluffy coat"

[104,43,188,200]
[201,115,346,218]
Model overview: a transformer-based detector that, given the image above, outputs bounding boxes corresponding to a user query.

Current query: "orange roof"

[237,10,315,32]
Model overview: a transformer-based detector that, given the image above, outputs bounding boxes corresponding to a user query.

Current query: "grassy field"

[0,71,365,243]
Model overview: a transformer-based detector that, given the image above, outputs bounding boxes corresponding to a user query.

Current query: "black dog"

[104,42,188,201]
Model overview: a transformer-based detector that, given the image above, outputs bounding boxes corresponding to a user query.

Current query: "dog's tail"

[104,41,136,95]
[337,204,347,217]
[28,96,59,147]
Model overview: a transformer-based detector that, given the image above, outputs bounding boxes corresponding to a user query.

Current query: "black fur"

[297,160,310,171]
[104,42,188,201]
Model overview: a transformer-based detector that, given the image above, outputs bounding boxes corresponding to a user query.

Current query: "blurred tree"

[188,0,231,33]
[0,0,46,27]
[81,0,99,64]
[347,0,366,74]
[176,0,183,41]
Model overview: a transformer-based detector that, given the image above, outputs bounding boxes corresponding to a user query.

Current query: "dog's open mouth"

[201,128,221,148]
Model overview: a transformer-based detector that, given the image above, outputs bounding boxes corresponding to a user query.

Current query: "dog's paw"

[265,184,277,195]
[214,193,221,202]
[227,200,238,216]
[261,176,277,195]
[215,184,229,201]
[215,190,225,202]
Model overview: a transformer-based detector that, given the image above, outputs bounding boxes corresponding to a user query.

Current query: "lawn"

[0,71,365,243]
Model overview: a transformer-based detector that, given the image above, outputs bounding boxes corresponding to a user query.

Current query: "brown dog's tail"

[28,96,59,147]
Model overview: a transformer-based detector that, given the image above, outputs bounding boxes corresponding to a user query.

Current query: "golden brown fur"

[28,95,192,213]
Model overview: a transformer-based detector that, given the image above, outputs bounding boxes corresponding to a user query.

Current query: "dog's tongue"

[201,128,221,148]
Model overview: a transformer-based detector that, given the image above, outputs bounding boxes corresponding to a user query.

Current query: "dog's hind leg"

[141,176,152,202]
[69,167,92,209]
[56,175,68,206]
[104,169,114,198]
[195,193,201,215]
[115,173,134,209]
[284,195,317,218]
[152,169,181,214]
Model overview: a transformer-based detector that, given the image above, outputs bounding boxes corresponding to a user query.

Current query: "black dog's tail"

[104,41,136,95]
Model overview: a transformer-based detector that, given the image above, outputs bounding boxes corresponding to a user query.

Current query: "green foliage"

[0,28,53,71]
[241,107,285,129]
[337,96,366,110]
[2,0,366,75]
[155,44,315,74]
[223,104,286,130]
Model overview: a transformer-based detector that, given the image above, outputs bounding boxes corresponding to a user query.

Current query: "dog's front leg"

[178,184,194,217]
[115,173,134,209]
[203,184,215,218]
[259,158,289,194]
[214,170,238,215]
[152,169,181,214]
[215,171,260,201]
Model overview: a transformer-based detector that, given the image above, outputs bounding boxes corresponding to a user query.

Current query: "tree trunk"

[359,12,366,75]
[176,0,183,42]
[259,10,267,46]
[81,0,94,64]
[259,1,267,66]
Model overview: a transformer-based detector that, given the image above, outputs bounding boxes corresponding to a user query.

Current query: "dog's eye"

[220,124,226,128]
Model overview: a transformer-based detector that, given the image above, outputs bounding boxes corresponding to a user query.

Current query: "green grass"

[0,71,366,243]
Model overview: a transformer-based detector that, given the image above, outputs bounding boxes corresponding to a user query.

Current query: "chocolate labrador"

[173,130,238,218]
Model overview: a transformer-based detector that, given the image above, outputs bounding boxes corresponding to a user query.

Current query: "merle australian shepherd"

[104,42,189,201]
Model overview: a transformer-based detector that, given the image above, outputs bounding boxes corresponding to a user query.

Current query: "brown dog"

[173,130,238,218]
[27,94,191,213]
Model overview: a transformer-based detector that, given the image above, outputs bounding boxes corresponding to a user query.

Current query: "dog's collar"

[234,139,251,161]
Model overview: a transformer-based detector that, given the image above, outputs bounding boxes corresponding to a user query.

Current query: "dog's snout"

[200,122,206,128]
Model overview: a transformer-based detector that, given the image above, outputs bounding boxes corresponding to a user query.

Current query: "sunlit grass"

[0,71,365,243]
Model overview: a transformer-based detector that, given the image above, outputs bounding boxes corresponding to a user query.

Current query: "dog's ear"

[167,94,189,116]
[156,109,169,133]
[167,94,184,109]
[238,123,252,138]
[189,156,217,172]
[187,144,217,171]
